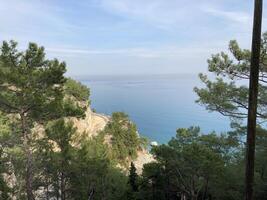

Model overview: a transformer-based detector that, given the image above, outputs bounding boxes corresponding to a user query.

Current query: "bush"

[64,78,90,102]
[101,112,144,163]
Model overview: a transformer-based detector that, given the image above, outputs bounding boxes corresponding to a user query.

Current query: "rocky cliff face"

[69,107,154,173]
[69,107,109,140]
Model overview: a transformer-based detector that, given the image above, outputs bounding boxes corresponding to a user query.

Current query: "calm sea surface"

[80,74,230,144]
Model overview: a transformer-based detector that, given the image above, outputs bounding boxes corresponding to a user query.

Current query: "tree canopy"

[2,33,267,200]
[194,33,267,122]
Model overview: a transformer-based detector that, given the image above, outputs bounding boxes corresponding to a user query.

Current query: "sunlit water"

[80,74,230,144]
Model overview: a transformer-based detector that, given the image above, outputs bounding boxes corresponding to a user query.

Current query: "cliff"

[69,107,154,173]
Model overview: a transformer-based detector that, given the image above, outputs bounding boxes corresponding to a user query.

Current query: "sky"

[0,0,267,76]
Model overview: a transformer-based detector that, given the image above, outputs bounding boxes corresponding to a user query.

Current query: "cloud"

[45,43,222,59]
[202,6,252,24]
[98,0,197,29]
[98,0,257,30]
[0,0,78,44]
[1,0,266,76]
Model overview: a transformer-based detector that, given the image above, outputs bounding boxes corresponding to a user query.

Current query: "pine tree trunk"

[21,114,35,200]
[60,172,66,200]
[245,0,263,200]
[202,178,209,200]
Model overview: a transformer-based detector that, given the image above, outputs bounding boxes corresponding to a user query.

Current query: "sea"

[79,74,231,144]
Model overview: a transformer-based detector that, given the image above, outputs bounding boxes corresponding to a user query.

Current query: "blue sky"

[0,0,267,76]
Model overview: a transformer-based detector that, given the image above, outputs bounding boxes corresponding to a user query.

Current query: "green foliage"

[0,112,16,200]
[64,78,90,102]
[253,127,267,200]
[195,33,267,199]
[0,148,10,200]
[194,32,267,122]
[0,40,87,121]
[138,162,166,200]
[101,112,145,163]
[70,139,127,200]
[33,119,129,200]
[0,40,87,200]
[3,36,267,200]
[139,127,240,200]
[35,120,77,199]
[128,162,138,192]
[61,98,86,118]
[0,40,131,200]
[0,40,67,121]
[126,162,139,200]
[45,119,76,159]
[193,32,267,199]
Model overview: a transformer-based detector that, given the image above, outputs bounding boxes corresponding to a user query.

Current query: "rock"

[69,107,109,144]
[133,149,155,174]
[70,107,154,173]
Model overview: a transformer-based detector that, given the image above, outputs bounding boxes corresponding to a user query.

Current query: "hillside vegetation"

[0,41,147,200]
[1,33,267,200]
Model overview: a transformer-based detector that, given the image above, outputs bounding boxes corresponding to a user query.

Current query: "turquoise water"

[80,74,230,144]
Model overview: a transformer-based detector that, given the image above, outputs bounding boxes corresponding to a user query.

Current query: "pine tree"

[245,1,263,199]
[44,119,76,200]
[0,40,79,200]
[126,162,139,200]
[129,162,138,192]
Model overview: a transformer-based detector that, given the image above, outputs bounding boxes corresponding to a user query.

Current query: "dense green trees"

[128,162,138,193]
[0,41,95,199]
[193,32,267,199]
[38,120,128,200]
[136,127,240,200]
[126,162,139,200]
[0,112,11,199]
[134,127,267,200]
[100,112,146,164]
[1,35,267,200]
[64,78,90,102]
[0,40,70,200]
[128,33,267,200]
[42,119,76,200]
[0,41,141,200]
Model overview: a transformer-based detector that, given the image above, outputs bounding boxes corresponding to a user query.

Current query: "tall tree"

[127,162,139,199]
[0,41,70,200]
[141,127,226,200]
[128,162,138,192]
[44,119,76,200]
[245,1,263,199]
[68,137,128,200]
[194,33,267,122]
[100,112,145,164]
[194,7,267,200]
[139,127,243,200]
